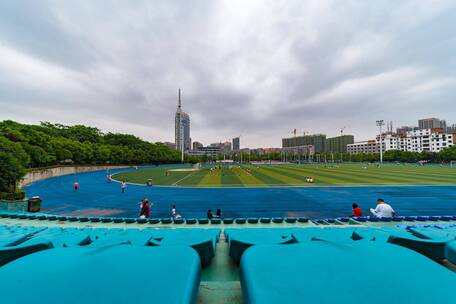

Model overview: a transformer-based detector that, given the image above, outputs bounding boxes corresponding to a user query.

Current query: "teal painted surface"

[0,200,27,212]
[2,222,456,303]
[240,241,456,304]
[0,245,201,304]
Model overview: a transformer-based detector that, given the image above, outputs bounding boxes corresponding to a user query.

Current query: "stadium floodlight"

[376,120,385,163]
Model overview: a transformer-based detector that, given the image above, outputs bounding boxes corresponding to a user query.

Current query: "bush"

[14,191,26,200]
[0,191,25,201]
[0,192,14,200]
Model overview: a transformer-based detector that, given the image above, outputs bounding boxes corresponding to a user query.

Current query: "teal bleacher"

[226,225,456,303]
[0,245,200,304]
[0,225,220,303]
[2,217,456,303]
[240,241,456,304]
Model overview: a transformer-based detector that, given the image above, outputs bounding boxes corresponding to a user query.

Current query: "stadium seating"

[0,245,201,304]
[225,228,296,264]
[240,241,456,304]
[409,226,456,240]
[148,228,220,265]
[352,227,449,260]
[291,227,356,242]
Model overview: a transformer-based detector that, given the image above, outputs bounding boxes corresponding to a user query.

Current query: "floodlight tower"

[376,120,385,164]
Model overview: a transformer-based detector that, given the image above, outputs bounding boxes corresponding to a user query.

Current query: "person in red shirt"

[74,181,79,191]
[352,203,362,217]
[139,198,151,218]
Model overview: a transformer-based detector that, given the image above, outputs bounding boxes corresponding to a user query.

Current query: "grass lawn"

[112,163,456,187]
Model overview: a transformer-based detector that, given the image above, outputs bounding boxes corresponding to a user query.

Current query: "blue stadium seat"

[148,218,160,224]
[351,227,449,260]
[337,217,349,222]
[171,218,183,224]
[0,241,53,266]
[223,218,234,224]
[185,218,197,224]
[444,240,456,264]
[0,245,201,304]
[297,217,309,223]
[240,242,456,303]
[148,229,220,265]
[291,228,356,242]
[272,217,283,223]
[225,228,296,264]
[285,217,297,223]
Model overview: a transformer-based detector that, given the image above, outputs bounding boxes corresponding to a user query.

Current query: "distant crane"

[340,126,346,136]
[339,126,347,161]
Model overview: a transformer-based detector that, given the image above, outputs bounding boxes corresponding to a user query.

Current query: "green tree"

[0,152,26,193]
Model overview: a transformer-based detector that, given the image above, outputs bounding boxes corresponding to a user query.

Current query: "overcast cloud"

[1,0,456,147]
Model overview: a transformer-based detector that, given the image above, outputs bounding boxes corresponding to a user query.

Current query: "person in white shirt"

[370,198,396,218]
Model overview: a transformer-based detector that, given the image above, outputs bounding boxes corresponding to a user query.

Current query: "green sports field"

[112,164,456,187]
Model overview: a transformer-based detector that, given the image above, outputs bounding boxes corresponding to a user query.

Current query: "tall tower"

[175,89,191,152]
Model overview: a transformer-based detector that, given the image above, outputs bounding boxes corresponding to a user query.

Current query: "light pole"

[376,120,385,164]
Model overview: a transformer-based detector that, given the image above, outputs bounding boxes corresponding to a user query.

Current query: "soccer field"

[112,164,456,187]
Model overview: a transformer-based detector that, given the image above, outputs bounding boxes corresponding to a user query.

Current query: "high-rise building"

[396,126,418,137]
[447,124,456,133]
[418,118,446,130]
[325,135,354,153]
[232,137,240,151]
[175,89,191,151]
[192,141,203,150]
[282,134,326,153]
[223,141,232,152]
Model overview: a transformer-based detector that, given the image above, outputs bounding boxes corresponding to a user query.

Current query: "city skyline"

[1,1,456,147]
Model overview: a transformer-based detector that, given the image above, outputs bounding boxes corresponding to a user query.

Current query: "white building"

[348,129,455,154]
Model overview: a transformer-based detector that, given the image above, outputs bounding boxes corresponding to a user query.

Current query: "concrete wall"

[20,165,131,187]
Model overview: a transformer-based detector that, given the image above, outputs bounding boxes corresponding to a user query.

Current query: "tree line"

[0,120,183,197]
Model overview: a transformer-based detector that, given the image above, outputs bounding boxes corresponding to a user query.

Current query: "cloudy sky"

[1,0,456,147]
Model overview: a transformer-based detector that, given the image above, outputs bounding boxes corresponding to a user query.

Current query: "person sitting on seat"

[215,209,222,218]
[352,203,362,217]
[370,198,395,218]
[207,209,213,219]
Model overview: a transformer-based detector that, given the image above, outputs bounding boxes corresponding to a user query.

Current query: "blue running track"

[24,167,456,219]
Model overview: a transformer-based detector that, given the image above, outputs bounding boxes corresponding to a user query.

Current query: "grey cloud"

[1,0,456,147]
